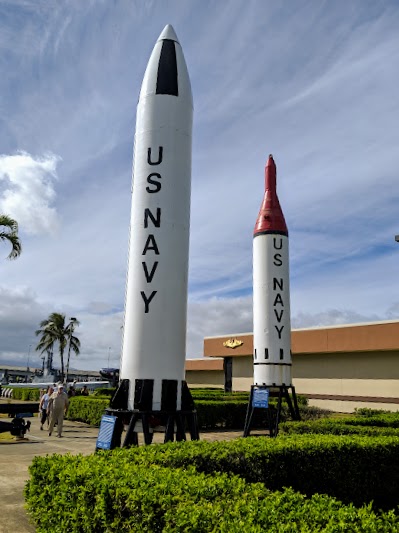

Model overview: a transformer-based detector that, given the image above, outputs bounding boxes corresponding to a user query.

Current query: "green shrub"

[339,414,399,428]
[191,389,309,406]
[66,394,328,430]
[280,419,399,437]
[354,407,394,417]
[66,397,109,426]
[93,387,115,397]
[111,434,399,510]
[26,450,399,532]
[9,388,41,401]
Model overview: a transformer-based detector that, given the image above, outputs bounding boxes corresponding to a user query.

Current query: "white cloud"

[187,296,253,357]
[0,151,60,235]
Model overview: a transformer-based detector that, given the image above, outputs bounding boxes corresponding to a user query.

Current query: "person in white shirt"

[38,386,54,430]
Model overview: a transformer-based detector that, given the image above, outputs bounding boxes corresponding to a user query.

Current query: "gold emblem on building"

[223,338,244,349]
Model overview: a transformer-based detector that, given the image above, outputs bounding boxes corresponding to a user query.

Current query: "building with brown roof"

[190,319,399,412]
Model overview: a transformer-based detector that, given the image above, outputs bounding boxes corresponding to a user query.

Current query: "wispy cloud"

[0,151,60,234]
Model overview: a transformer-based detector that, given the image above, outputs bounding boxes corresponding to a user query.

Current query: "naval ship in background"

[0,349,118,392]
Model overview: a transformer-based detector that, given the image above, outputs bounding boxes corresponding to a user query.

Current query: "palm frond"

[0,214,21,259]
[0,214,18,232]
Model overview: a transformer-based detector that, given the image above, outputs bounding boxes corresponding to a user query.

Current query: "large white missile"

[253,155,292,387]
[120,25,192,411]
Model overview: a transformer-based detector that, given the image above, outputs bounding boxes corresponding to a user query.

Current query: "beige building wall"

[232,356,253,391]
[308,399,399,413]
[293,350,399,398]
[229,351,399,412]
[185,358,225,388]
[186,370,224,388]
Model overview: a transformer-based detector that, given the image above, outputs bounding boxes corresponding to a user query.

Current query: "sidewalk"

[0,414,243,533]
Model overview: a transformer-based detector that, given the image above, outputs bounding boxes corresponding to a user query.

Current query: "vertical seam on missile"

[265,348,269,359]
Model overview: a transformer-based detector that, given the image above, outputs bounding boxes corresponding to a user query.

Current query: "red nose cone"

[254,155,288,236]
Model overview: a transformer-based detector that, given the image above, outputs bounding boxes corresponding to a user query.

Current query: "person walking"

[48,384,69,437]
[38,386,54,430]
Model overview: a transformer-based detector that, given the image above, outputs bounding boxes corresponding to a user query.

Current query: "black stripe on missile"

[134,379,154,410]
[161,379,178,411]
[254,362,292,366]
[253,230,288,237]
[156,40,178,96]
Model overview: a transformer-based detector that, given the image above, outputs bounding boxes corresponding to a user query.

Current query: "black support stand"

[99,379,199,449]
[117,409,199,446]
[243,384,300,438]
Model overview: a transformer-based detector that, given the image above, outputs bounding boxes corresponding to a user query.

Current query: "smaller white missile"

[253,155,292,387]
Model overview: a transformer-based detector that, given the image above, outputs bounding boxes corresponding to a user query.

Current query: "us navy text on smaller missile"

[140,146,163,313]
[272,237,285,353]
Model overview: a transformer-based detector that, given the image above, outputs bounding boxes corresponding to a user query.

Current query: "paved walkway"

[0,410,243,533]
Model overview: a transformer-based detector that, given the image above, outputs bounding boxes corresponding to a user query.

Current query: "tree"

[35,313,80,382]
[0,214,22,259]
[65,317,80,383]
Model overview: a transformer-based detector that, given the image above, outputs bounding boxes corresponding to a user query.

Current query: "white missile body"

[120,25,193,411]
[253,156,292,387]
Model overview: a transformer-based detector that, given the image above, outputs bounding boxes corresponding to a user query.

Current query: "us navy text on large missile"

[140,146,163,313]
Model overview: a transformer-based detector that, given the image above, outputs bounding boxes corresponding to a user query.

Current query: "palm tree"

[35,313,80,382]
[65,317,80,383]
[0,214,22,259]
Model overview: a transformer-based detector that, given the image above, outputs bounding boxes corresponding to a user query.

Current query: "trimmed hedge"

[25,458,399,532]
[191,389,309,406]
[93,387,115,397]
[25,435,399,530]
[67,397,109,426]
[100,434,399,510]
[27,434,399,510]
[8,387,41,401]
[92,387,309,405]
[355,408,393,417]
[280,419,399,436]
[339,414,399,428]
[66,396,328,429]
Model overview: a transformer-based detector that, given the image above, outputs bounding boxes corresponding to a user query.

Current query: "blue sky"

[0,0,398,370]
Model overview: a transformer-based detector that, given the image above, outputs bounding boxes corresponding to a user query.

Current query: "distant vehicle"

[99,368,119,387]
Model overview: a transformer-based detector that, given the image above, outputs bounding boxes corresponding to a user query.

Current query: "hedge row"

[280,419,399,437]
[354,408,393,417]
[339,414,399,428]
[66,396,328,429]
[93,387,115,397]
[26,457,399,532]
[67,397,109,425]
[93,387,309,405]
[93,434,399,510]
[8,388,41,401]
